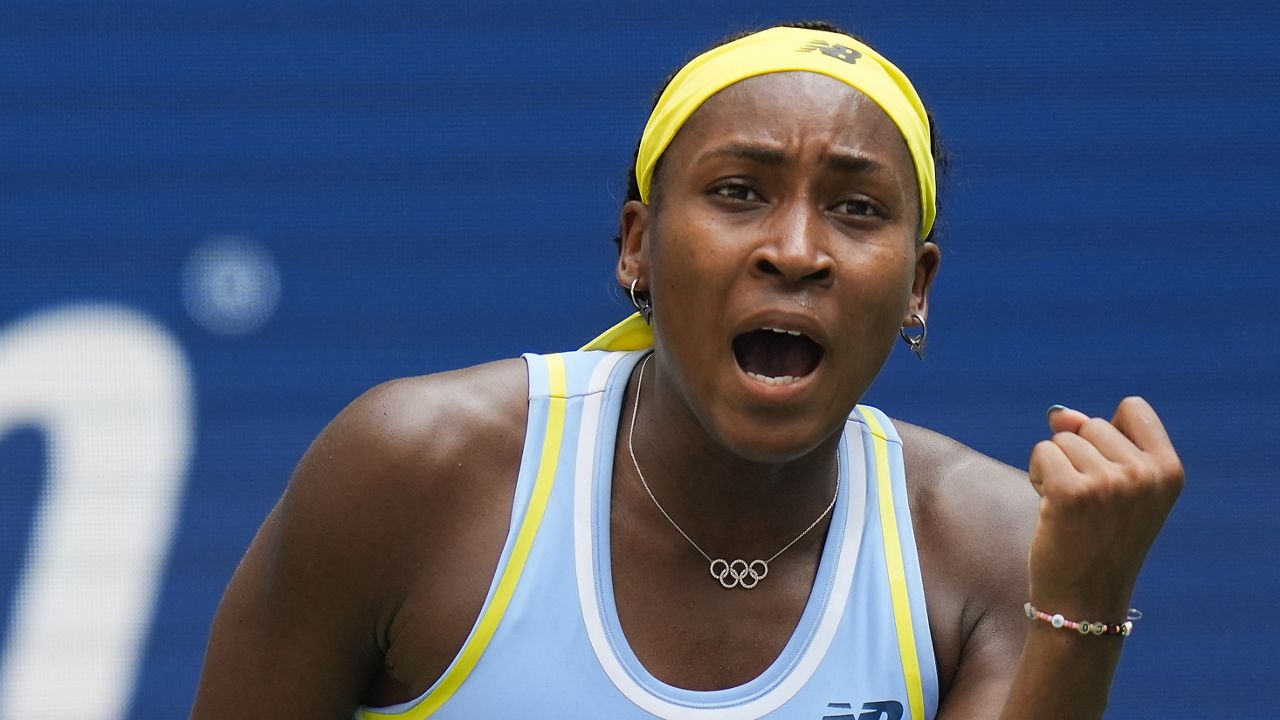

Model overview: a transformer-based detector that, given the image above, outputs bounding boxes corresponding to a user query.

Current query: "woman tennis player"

[192,21,1183,719]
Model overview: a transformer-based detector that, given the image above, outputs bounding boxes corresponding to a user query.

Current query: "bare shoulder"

[307,358,530,489]
[193,358,531,715]
[281,357,532,611]
[325,357,530,463]
[893,420,1039,696]
[281,357,530,546]
[896,420,1038,553]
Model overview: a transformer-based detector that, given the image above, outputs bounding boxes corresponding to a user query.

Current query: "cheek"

[838,246,916,328]
[650,220,738,300]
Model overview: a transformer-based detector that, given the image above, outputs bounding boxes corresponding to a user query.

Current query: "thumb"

[1046,404,1089,434]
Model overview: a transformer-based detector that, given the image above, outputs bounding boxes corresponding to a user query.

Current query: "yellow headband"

[585,27,936,353]
[637,26,935,239]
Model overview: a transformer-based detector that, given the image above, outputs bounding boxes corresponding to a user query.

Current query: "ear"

[616,200,651,291]
[907,241,941,323]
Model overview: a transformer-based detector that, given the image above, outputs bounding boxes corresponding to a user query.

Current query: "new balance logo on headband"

[798,39,861,64]
[821,700,904,720]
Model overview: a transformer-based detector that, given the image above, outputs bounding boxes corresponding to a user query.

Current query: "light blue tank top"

[358,350,938,720]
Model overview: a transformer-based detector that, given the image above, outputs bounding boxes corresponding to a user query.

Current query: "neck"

[618,352,842,553]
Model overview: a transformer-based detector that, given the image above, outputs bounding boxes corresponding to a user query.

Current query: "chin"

[708,411,841,465]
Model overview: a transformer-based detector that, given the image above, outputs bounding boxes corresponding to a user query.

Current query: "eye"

[831,199,882,217]
[711,182,762,203]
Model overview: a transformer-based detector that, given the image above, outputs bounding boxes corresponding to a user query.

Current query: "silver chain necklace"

[626,354,840,590]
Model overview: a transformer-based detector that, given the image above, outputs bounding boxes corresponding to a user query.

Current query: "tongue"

[732,330,823,378]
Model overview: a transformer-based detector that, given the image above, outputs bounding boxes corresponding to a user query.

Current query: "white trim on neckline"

[573,354,869,719]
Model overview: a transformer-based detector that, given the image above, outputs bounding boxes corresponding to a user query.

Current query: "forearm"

[997,399,1181,719]
[999,616,1127,720]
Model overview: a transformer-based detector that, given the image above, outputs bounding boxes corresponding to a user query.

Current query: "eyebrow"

[701,143,891,177]
[703,143,789,166]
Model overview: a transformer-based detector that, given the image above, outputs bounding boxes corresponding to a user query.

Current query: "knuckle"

[1104,463,1152,503]
[1028,441,1058,480]
[1079,473,1123,505]
[1085,457,1128,489]
[1032,439,1058,456]
[1119,395,1148,412]
[1113,395,1147,423]
[1081,416,1112,436]
[1117,455,1155,483]
[1051,431,1076,446]
[1054,482,1092,509]
[1154,449,1184,476]
[1103,463,1132,487]
[1156,455,1187,494]
[1111,453,1184,502]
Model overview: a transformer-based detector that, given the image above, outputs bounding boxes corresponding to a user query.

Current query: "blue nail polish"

[1046,404,1068,417]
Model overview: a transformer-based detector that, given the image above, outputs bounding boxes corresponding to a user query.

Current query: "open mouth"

[732,327,825,386]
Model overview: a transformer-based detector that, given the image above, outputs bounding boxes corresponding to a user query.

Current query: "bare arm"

[191,360,528,718]
[191,381,425,717]
[904,425,1038,716]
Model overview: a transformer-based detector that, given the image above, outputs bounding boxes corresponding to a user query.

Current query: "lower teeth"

[746,372,797,386]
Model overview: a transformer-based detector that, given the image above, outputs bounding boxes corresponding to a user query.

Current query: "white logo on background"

[0,304,193,720]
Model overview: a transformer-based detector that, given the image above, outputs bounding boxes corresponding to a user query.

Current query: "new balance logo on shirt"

[821,700,905,720]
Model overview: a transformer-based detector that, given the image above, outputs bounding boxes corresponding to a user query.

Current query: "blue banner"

[1,2,1277,716]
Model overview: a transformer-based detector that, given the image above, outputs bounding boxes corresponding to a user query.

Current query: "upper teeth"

[763,326,802,336]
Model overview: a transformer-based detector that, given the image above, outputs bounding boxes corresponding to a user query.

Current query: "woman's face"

[618,71,939,462]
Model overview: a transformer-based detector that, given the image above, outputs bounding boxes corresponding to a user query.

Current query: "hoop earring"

[899,313,927,360]
[629,278,653,325]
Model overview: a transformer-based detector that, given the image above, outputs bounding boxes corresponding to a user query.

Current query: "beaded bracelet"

[1024,602,1142,637]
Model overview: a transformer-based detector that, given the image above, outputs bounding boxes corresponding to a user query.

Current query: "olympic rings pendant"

[709,558,769,589]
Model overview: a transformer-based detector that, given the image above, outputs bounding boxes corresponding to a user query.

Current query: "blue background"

[2,1,1278,716]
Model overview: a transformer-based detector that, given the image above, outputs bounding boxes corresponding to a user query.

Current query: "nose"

[748,201,834,286]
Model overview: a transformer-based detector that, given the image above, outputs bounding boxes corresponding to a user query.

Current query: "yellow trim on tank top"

[856,405,926,720]
[358,353,569,719]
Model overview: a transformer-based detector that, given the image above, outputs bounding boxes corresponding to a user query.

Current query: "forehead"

[662,71,914,177]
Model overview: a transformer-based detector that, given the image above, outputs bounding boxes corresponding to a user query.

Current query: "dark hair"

[613,20,949,250]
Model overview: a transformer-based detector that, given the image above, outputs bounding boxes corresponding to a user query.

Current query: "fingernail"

[1046,404,1069,417]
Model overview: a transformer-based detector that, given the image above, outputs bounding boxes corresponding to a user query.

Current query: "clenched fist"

[1026,397,1184,620]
